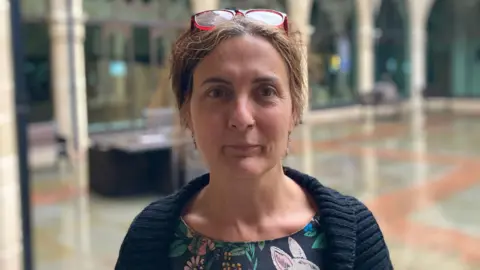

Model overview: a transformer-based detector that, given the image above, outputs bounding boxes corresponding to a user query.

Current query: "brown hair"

[170,17,306,127]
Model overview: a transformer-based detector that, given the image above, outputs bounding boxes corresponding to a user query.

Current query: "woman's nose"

[227,97,255,131]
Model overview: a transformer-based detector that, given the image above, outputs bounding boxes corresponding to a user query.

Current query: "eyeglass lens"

[195,10,283,27]
[245,11,283,25]
[195,10,235,27]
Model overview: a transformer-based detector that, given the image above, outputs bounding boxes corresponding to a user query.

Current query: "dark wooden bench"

[88,130,190,197]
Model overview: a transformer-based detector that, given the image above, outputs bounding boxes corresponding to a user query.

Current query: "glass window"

[427,0,480,98]
[85,24,135,132]
[149,34,176,109]
[85,22,186,133]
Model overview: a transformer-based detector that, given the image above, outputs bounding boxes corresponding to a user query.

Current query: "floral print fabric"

[169,215,325,270]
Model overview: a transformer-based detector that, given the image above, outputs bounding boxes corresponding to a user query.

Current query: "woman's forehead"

[207,35,278,60]
[193,35,288,82]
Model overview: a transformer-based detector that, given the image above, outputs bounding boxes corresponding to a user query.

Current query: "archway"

[308,0,356,109]
[375,0,408,97]
[23,20,52,123]
[426,0,453,97]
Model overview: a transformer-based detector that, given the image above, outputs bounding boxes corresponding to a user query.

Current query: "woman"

[116,9,392,270]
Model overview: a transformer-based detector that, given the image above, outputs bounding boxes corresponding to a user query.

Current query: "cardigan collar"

[165,167,356,269]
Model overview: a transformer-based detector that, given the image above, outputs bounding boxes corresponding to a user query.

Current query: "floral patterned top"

[168,215,325,270]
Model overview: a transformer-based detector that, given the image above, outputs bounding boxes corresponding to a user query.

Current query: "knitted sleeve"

[349,197,394,270]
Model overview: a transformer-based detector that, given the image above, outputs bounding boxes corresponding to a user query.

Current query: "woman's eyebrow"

[201,77,232,86]
[252,76,279,84]
[200,76,279,86]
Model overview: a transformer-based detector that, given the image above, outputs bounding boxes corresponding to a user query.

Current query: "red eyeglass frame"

[190,9,289,34]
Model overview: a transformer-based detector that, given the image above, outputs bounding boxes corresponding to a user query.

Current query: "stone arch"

[308,0,356,108]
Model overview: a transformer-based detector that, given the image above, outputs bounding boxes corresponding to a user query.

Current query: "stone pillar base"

[49,0,89,158]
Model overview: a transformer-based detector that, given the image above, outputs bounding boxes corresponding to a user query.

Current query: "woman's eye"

[207,88,225,98]
[259,86,277,97]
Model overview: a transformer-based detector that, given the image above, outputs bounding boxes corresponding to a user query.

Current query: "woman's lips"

[223,145,261,155]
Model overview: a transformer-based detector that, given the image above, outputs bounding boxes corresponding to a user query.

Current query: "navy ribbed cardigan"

[115,167,393,269]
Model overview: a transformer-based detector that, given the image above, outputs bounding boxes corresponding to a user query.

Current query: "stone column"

[287,0,313,175]
[190,0,220,13]
[0,1,22,269]
[49,0,89,159]
[356,0,375,95]
[407,0,434,221]
[362,147,378,200]
[407,0,434,111]
[287,0,314,119]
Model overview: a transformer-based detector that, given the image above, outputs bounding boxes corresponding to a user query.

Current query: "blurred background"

[1,0,480,269]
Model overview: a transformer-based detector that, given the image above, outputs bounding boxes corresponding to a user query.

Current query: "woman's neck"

[192,164,309,225]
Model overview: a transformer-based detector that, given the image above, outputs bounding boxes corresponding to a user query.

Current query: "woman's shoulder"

[115,195,185,269]
[286,167,376,218]
[129,194,184,230]
[326,193,392,269]
[127,175,210,228]
[291,170,392,269]
[307,180,384,237]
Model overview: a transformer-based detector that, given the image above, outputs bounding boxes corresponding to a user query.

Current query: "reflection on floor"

[32,111,480,270]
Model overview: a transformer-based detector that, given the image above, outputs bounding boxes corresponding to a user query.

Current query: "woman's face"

[189,35,294,178]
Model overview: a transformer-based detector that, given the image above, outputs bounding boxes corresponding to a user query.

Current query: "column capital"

[355,0,377,16]
[190,0,220,14]
[49,0,86,40]
[49,0,86,23]
[0,0,9,12]
[286,0,314,45]
[407,0,435,25]
[49,22,85,41]
[50,10,86,24]
[356,0,375,25]
[287,0,313,27]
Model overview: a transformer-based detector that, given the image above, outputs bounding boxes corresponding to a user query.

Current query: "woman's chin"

[221,157,274,178]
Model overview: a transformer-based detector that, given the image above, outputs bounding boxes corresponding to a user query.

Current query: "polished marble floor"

[31,111,480,270]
